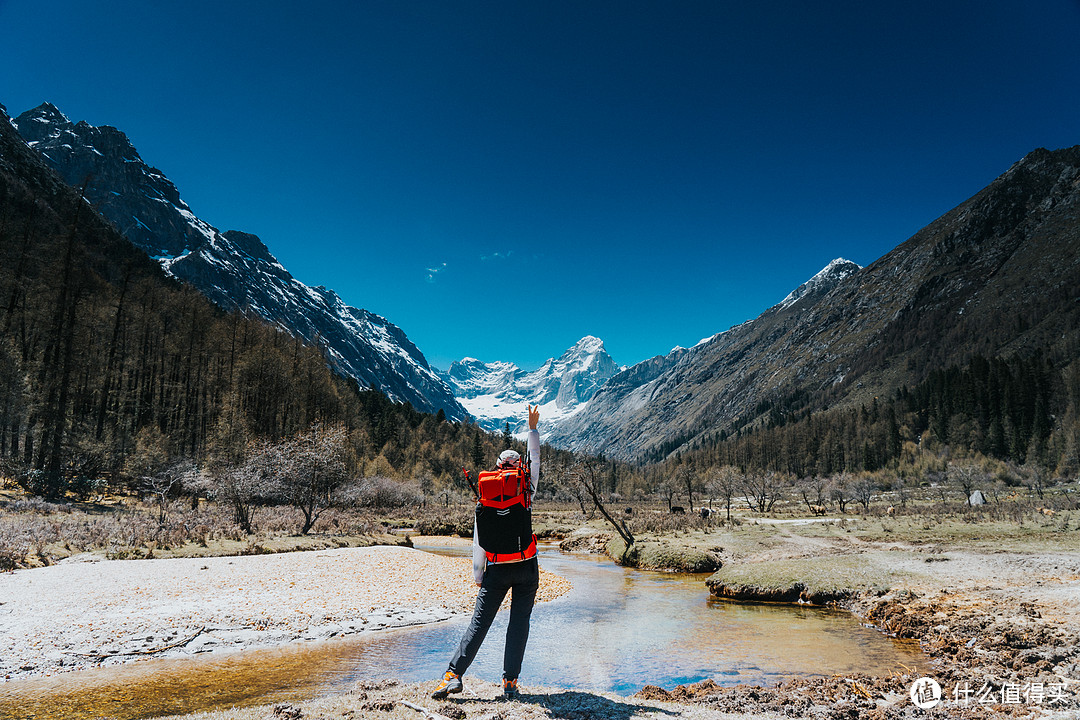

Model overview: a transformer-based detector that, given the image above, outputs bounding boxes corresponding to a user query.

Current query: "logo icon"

[910,677,942,709]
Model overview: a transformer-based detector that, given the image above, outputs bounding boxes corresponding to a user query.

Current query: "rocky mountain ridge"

[776,258,861,310]
[15,103,468,421]
[548,147,1080,460]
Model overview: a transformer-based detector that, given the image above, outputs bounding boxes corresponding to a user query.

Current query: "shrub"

[0,521,30,571]
[345,476,424,509]
[414,508,474,537]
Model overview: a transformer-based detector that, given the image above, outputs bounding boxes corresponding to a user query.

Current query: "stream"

[0,544,926,719]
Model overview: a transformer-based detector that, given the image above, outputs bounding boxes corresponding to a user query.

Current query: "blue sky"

[3,1,1079,370]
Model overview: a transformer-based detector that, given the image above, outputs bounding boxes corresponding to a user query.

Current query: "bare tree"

[125,427,193,523]
[705,465,740,522]
[272,422,353,534]
[141,459,198,525]
[570,457,634,548]
[742,470,785,513]
[948,461,986,505]
[928,470,950,508]
[852,473,876,512]
[198,440,277,535]
[828,472,851,514]
[891,475,910,508]
[658,473,680,512]
[797,475,830,513]
[1019,463,1047,501]
[676,463,702,513]
[547,451,592,518]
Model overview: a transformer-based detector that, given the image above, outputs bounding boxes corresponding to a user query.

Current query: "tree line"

[0,138,523,504]
[660,351,1077,479]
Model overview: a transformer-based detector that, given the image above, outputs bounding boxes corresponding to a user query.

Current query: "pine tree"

[470,427,485,469]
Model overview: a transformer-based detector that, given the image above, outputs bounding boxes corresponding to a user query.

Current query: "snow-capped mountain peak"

[12,102,69,145]
[777,258,861,309]
[440,336,622,435]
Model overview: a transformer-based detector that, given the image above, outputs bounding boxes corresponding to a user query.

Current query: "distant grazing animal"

[886,506,895,516]
[671,506,686,515]
[1038,507,1056,517]
[700,507,711,519]
[809,505,827,516]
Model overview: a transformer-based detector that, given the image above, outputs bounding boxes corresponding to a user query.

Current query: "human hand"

[528,404,539,430]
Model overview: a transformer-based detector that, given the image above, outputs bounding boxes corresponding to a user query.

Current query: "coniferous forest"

[663,351,1079,478]
[0,118,510,503]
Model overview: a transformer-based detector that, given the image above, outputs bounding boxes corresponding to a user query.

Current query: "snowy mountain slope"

[15,103,468,421]
[440,336,621,436]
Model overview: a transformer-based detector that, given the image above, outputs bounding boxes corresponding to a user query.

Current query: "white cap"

[497,449,521,467]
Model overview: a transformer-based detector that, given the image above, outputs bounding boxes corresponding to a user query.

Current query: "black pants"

[448,557,539,681]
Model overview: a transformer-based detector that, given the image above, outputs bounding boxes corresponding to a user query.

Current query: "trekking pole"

[522,438,532,509]
[462,467,478,500]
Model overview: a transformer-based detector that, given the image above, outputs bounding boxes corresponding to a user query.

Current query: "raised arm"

[527,405,540,492]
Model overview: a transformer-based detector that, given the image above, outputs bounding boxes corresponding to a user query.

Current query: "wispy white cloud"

[480,250,514,262]
[425,262,447,283]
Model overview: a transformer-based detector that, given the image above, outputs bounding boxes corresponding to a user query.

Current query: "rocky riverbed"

[700,538,1080,717]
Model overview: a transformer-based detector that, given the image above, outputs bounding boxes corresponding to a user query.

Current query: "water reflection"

[0,545,924,719]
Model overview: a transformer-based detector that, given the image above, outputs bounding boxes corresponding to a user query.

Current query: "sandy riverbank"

[0,544,571,681]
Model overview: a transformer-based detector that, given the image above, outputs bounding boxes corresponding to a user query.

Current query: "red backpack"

[475,464,536,563]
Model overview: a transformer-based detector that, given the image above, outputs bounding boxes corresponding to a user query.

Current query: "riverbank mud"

[696,543,1080,718]
[151,677,807,720]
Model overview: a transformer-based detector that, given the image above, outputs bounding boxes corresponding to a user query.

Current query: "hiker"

[433,404,541,700]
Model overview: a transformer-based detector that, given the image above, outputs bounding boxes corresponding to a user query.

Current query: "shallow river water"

[0,544,926,719]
